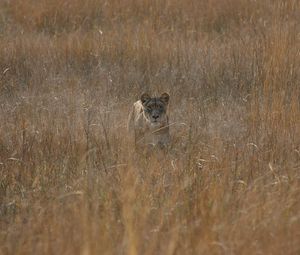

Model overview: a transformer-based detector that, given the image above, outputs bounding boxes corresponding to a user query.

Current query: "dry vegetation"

[0,0,300,254]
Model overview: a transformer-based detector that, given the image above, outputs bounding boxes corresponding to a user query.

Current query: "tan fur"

[127,93,170,149]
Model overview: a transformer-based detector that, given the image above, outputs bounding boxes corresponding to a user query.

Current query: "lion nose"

[153,115,159,119]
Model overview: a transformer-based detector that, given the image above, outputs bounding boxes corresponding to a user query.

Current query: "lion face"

[140,93,170,126]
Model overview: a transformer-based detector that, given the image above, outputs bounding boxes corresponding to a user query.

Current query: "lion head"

[140,92,170,126]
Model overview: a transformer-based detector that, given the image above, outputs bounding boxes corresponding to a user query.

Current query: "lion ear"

[140,93,151,105]
[160,93,170,104]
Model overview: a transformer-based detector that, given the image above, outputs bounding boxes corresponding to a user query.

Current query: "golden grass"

[0,0,299,254]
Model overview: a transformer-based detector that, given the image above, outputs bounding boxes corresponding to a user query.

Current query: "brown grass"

[0,0,299,254]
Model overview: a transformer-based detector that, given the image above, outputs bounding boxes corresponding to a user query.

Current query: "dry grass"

[0,0,300,254]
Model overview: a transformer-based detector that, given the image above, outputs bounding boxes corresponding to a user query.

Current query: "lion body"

[127,93,170,149]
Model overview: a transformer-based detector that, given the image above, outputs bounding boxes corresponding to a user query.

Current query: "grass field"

[0,0,299,254]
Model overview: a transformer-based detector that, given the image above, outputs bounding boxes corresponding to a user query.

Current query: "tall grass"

[0,0,299,254]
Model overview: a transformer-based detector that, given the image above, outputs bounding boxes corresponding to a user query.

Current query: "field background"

[0,0,299,254]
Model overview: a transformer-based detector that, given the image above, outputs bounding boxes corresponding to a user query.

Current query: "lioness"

[127,92,170,149]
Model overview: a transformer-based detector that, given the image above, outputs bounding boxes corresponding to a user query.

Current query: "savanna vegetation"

[0,0,299,254]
